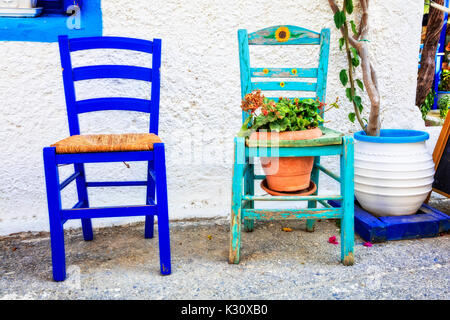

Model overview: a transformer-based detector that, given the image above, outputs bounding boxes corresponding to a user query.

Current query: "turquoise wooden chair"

[229,25,355,266]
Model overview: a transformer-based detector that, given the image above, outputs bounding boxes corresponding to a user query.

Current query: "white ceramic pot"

[0,0,37,8]
[354,129,434,216]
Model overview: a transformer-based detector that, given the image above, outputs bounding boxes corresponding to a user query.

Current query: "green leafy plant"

[237,90,324,137]
[420,89,435,120]
[329,0,381,136]
[438,69,450,91]
[438,95,449,119]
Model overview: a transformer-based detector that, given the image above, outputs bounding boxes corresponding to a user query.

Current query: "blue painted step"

[328,200,449,243]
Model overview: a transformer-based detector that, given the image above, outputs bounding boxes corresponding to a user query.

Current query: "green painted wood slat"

[246,127,343,148]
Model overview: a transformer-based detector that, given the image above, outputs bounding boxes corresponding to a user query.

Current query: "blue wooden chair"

[230,26,355,266]
[43,35,171,281]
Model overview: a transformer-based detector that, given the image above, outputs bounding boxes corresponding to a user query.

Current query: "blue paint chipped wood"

[230,26,355,266]
[328,200,449,242]
[43,36,171,281]
[0,0,101,42]
[250,67,318,78]
[251,81,317,92]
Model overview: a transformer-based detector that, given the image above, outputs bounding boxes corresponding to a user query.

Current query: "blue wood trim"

[73,162,92,241]
[266,97,315,101]
[59,35,80,135]
[318,199,332,208]
[148,168,156,181]
[307,156,320,232]
[243,208,343,220]
[329,199,387,242]
[86,181,148,187]
[145,160,156,239]
[315,163,340,182]
[378,214,440,241]
[76,97,151,114]
[154,143,171,275]
[59,171,81,190]
[246,145,342,157]
[229,137,245,264]
[242,195,342,201]
[73,65,152,82]
[250,67,318,78]
[422,203,450,232]
[252,81,317,92]
[340,136,355,264]
[0,0,102,42]
[56,151,154,164]
[329,200,449,243]
[238,29,253,123]
[69,36,153,53]
[72,200,86,209]
[243,159,254,232]
[316,29,330,117]
[61,205,157,219]
[433,0,449,109]
[43,147,66,281]
[150,39,162,134]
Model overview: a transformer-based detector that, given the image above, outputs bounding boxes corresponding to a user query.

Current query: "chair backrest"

[238,25,330,124]
[58,35,161,136]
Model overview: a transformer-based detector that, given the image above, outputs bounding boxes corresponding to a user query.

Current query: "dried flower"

[241,89,264,114]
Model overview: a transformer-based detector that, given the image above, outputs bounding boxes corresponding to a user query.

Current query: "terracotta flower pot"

[249,128,323,192]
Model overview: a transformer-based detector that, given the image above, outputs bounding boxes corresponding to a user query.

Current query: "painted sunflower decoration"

[262,26,306,43]
[275,26,290,42]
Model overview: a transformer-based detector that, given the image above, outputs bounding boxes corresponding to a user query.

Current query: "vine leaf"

[354,95,363,113]
[348,112,356,123]
[334,10,346,29]
[345,0,354,14]
[350,20,358,36]
[356,79,364,91]
[346,88,354,102]
[339,69,348,86]
[350,47,360,67]
[339,37,345,51]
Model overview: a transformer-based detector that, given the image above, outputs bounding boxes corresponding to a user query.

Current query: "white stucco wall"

[0,0,431,235]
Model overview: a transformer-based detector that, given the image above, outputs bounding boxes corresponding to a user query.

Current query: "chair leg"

[307,156,320,232]
[340,136,355,266]
[229,137,245,264]
[243,161,254,232]
[74,163,93,241]
[154,143,171,275]
[145,160,155,239]
[43,147,66,281]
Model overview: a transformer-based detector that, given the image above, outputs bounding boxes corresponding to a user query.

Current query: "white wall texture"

[0,0,435,235]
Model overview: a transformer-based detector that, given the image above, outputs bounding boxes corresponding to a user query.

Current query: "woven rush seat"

[51,133,162,154]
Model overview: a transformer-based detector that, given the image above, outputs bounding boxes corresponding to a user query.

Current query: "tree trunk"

[328,0,381,136]
[416,0,445,107]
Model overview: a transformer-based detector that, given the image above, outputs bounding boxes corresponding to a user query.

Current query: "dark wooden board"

[432,115,450,198]
[433,137,450,196]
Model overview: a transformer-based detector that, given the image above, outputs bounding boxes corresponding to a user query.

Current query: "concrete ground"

[0,203,449,300]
